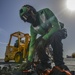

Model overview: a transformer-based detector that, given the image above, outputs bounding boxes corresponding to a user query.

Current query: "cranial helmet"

[19,5,36,22]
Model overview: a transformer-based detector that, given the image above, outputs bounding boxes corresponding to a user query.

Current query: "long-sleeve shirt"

[28,8,61,62]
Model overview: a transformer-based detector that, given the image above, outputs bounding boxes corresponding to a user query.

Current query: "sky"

[0,0,75,58]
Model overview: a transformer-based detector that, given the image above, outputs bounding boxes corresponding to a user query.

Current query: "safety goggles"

[21,10,32,22]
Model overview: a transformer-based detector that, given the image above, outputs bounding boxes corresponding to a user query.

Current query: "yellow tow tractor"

[4,31,30,63]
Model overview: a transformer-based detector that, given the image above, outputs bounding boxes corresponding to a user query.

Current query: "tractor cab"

[4,31,30,63]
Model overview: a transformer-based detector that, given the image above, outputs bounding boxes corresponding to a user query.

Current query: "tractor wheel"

[14,53,23,63]
[4,56,9,62]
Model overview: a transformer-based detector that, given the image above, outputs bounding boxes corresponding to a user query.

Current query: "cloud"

[0,27,8,34]
[0,41,7,45]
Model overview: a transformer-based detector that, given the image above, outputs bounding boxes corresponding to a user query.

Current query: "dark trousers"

[37,30,65,66]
